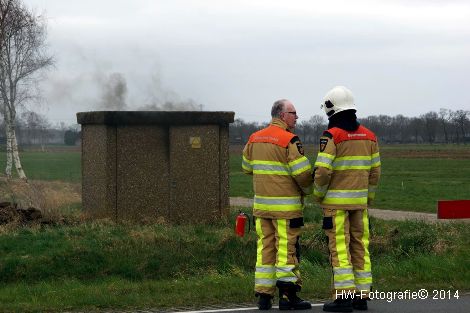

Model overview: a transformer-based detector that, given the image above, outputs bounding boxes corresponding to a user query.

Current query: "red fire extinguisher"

[235,211,251,237]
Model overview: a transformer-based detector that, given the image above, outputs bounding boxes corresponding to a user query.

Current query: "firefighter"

[313,86,381,312]
[242,99,313,310]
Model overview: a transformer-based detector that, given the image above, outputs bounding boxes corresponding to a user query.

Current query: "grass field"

[1,144,469,212]
[0,151,81,182]
[0,207,468,312]
[231,144,470,213]
[0,144,468,311]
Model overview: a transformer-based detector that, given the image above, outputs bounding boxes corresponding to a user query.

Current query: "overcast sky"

[22,0,470,125]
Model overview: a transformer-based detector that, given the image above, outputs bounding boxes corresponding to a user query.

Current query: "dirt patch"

[380,149,470,159]
[0,202,43,225]
[0,177,81,223]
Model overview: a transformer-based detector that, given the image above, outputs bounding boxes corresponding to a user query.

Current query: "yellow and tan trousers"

[323,209,372,296]
[254,217,303,295]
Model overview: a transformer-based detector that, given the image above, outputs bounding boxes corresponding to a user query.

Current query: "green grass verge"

[0,276,254,313]
[0,206,468,312]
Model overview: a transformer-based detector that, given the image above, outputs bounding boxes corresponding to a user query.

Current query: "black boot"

[277,281,312,310]
[256,293,273,310]
[322,297,352,312]
[352,296,368,310]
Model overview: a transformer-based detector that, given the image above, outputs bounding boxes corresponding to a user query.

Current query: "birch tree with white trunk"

[0,0,53,180]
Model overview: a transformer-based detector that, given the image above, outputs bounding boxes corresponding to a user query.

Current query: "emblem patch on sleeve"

[320,138,328,152]
[296,142,305,155]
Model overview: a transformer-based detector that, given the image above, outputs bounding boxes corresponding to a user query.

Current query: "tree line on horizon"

[0,110,79,147]
[230,108,470,145]
[0,106,467,148]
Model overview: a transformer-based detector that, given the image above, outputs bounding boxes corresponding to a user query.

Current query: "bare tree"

[422,111,439,144]
[0,1,12,35]
[21,110,50,147]
[392,114,409,143]
[309,114,327,143]
[0,0,53,179]
[229,118,246,144]
[451,110,470,144]
[438,108,451,143]
[297,120,312,144]
[407,117,423,144]
[229,118,263,144]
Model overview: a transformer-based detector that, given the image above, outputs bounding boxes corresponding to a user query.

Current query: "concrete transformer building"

[77,111,235,223]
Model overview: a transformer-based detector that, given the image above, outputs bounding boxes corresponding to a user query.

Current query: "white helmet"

[321,86,357,118]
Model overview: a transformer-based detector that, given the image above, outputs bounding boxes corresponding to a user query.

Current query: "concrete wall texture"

[77,111,235,223]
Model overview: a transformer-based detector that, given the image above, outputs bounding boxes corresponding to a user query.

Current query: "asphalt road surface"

[172,294,470,313]
[229,197,470,223]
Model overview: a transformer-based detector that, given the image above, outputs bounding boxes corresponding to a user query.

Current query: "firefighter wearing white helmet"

[313,86,381,312]
[321,85,357,118]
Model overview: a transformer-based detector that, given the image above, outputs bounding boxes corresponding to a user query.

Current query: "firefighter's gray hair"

[271,99,287,118]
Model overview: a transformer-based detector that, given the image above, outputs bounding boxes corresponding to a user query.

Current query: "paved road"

[171,294,470,313]
[230,197,470,223]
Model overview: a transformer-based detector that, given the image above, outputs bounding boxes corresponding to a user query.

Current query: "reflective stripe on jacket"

[242,118,313,219]
[313,125,381,210]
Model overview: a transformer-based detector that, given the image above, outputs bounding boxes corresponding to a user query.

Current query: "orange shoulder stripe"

[249,125,295,147]
[328,126,377,144]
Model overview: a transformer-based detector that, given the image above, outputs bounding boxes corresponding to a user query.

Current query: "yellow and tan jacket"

[242,118,313,219]
[313,125,381,210]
